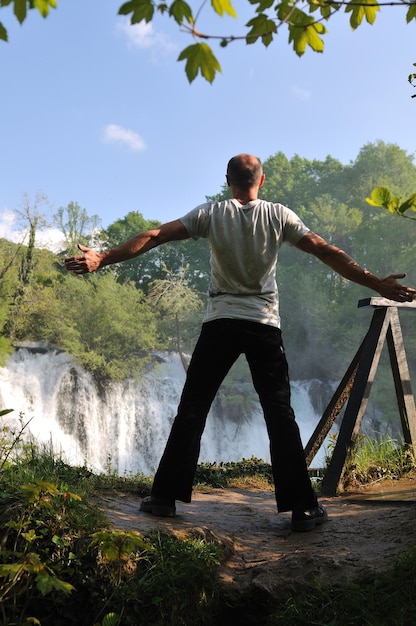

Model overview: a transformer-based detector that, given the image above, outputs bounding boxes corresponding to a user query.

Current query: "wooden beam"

[304,354,360,468]
[358,297,416,310]
[320,308,391,496]
[386,308,416,455]
[305,299,416,495]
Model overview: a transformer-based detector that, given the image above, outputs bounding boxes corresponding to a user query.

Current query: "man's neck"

[231,186,259,205]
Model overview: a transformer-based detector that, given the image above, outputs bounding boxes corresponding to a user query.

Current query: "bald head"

[226,154,263,191]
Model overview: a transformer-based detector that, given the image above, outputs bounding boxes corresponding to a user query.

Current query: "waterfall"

[0,349,333,475]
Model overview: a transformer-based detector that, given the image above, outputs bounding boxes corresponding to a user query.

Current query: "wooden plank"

[386,308,416,454]
[321,308,391,496]
[358,297,416,309]
[304,354,360,467]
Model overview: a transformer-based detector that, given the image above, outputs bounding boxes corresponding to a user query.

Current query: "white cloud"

[0,210,65,252]
[101,124,147,152]
[0,210,18,241]
[117,18,177,55]
[36,228,66,253]
[291,85,312,101]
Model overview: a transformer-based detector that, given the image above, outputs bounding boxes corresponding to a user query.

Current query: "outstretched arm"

[296,231,416,303]
[65,219,190,275]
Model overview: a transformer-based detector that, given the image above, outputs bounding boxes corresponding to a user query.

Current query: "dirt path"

[97,478,416,602]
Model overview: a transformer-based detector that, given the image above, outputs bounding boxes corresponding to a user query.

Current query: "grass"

[341,433,416,489]
[194,457,274,490]
[1,415,416,625]
[0,421,221,626]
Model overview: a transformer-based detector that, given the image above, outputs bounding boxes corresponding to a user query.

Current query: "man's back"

[179,198,309,327]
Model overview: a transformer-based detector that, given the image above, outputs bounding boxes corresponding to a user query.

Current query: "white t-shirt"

[180,198,309,328]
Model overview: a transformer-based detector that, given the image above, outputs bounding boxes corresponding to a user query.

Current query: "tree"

[2,193,49,340]
[205,141,416,382]
[1,0,415,83]
[13,268,159,383]
[148,263,203,370]
[103,211,211,294]
[53,202,101,256]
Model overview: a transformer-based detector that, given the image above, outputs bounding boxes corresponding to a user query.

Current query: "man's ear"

[226,174,231,187]
[259,174,265,188]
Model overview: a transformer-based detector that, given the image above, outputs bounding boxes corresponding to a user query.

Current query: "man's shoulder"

[258,199,289,210]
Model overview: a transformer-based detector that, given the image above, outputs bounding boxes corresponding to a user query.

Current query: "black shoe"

[140,495,176,518]
[291,504,328,532]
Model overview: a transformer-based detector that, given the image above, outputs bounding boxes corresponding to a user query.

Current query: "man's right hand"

[64,244,104,274]
[375,273,416,303]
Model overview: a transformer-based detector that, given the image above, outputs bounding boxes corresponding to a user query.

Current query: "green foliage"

[148,263,204,355]
[1,421,416,625]
[53,202,101,255]
[246,12,277,46]
[343,434,416,487]
[366,186,416,220]
[3,260,159,382]
[0,411,32,470]
[2,1,415,82]
[0,0,56,42]
[178,42,222,84]
[195,456,274,488]
[1,140,416,403]
[59,273,158,382]
[0,425,222,626]
[0,461,99,624]
[99,531,221,626]
[102,211,210,294]
[114,0,416,81]
[345,0,380,28]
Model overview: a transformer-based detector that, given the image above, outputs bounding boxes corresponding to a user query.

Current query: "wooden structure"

[304,298,416,496]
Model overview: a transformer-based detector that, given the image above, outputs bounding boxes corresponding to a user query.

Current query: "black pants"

[151,319,317,512]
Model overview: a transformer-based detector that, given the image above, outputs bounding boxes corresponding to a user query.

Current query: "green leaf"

[21,480,61,503]
[345,0,380,29]
[102,614,121,626]
[250,0,275,11]
[90,530,152,561]
[32,0,57,18]
[0,22,8,42]
[289,20,326,56]
[169,0,193,25]
[52,535,71,548]
[245,13,277,46]
[398,193,416,214]
[365,186,404,214]
[212,0,237,18]
[22,529,41,543]
[118,0,154,23]
[317,3,333,19]
[0,563,22,579]
[365,186,394,208]
[406,4,416,23]
[35,573,75,595]
[178,43,222,83]
[13,0,27,24]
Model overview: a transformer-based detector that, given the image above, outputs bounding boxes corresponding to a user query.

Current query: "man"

[65,154,416,531]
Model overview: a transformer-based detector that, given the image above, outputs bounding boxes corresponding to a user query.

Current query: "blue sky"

[1,0,415,246]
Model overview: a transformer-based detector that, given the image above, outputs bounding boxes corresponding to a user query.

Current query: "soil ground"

[96,475,416,604]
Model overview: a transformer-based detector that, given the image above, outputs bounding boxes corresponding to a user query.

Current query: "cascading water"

[0,349,332,475]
